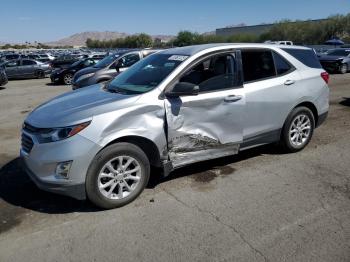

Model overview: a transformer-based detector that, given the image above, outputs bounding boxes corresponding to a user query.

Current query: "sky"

[0,0,349,43]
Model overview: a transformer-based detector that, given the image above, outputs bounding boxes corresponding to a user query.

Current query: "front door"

[19,60,37,78]
[165,52,245,168]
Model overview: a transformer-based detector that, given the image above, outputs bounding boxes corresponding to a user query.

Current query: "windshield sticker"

[168,55,189,61]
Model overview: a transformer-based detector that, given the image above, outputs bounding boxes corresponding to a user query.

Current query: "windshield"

[94,54,120,68]
[107,53,188,94]
[326,49,350,56]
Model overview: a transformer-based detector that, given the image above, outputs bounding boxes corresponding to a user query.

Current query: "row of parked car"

[0,49,157,87]
[0,46,349,89]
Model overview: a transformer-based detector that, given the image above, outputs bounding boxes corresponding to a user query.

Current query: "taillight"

[321,72,329,84]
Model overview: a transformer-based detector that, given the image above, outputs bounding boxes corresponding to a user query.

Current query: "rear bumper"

[316,111,328,128]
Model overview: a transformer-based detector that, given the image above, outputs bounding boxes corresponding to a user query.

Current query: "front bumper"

[50,71,62,83]
[20,132,102,200]
[22,160,86,200]
[0,73,8,86]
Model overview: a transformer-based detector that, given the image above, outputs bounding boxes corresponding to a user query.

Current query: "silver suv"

[21,44,329,209]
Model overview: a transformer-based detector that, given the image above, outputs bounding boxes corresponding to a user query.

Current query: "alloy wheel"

[288,114,311,147]
[97,156,142,200]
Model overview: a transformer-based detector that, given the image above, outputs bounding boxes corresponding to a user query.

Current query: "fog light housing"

[55,161,72,179]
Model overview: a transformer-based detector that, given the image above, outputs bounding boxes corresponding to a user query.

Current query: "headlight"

[36,121,91,143]
[76,73,94,82]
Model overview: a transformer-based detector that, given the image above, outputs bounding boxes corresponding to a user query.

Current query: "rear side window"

[241,50,276,82]
[273,52,293,75]
[282,48,322,69]
[22,60,36,66]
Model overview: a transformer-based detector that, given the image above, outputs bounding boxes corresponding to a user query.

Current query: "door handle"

[224,95,242,103]
[284,80,295,86]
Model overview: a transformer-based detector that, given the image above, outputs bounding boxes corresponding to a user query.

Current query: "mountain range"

[46,31,175,46]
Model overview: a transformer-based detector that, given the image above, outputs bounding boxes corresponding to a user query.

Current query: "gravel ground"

[0,75,349,262]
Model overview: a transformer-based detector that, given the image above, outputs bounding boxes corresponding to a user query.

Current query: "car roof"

[159,43,311,56]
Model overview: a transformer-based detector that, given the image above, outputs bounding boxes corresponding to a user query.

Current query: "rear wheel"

[36,70,45,79]
[280,107,315,152]
[63,73,73,85]
[86,143,150,209]
[340,63,348,74]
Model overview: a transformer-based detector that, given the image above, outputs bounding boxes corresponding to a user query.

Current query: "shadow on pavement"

[0,144,283,214]
[0,158,100,214]
[339,97,350,107]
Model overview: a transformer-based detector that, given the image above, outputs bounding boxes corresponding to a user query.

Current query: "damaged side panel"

[165,89,245,168]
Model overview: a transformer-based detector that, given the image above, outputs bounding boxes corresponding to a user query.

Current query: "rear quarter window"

[282,48,322,69]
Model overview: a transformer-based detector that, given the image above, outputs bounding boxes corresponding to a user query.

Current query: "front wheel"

[280,107,315,153]
[86,143,150,209]
[63,73,73,85]
[36,70,45,79]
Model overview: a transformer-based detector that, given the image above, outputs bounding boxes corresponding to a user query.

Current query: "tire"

[36,70,45,79]
[340,63,348,74]
[63,73,73,85]
[86,143,150,209]
[280,106,315,153]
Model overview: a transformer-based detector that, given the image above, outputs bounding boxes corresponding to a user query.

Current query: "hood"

[319,55,345,62]
[73,66,100,80]
[25,84,141,128]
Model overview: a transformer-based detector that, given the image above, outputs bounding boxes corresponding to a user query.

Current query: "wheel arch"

[293,101,319,126]
[102,135,162,168]
[97,77,111,83]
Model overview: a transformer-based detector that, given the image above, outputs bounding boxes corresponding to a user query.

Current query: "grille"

[21,133,34,153]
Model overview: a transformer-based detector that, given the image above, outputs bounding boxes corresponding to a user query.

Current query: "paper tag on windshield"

[168,55,188,61]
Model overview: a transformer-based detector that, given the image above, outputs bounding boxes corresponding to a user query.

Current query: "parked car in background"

[0,59,51,79]
[0,53,23,62]
[50,58,99,85]
[264,40,293,45]
[21,44,329,209]
[50,55,80,69]
[318,48,350,74]
[72,49,158,89]
[0,67,8,86]
[88,53,106,60]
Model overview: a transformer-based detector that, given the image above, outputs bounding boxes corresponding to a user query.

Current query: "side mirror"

[165,82,199,98]
[115,60,124,71]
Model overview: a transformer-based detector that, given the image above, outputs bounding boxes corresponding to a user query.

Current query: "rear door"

[241,48,301,143]
[165,52,245,167]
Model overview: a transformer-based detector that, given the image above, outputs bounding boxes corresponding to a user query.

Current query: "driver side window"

[119,54,141,68]
[179,53,240,92]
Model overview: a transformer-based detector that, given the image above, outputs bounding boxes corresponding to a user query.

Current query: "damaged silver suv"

[21,44,329,209]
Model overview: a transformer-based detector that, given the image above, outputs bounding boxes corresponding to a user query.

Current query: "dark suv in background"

[50,58,99,85]
[72,49,159,89]
[318,48,350,74]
